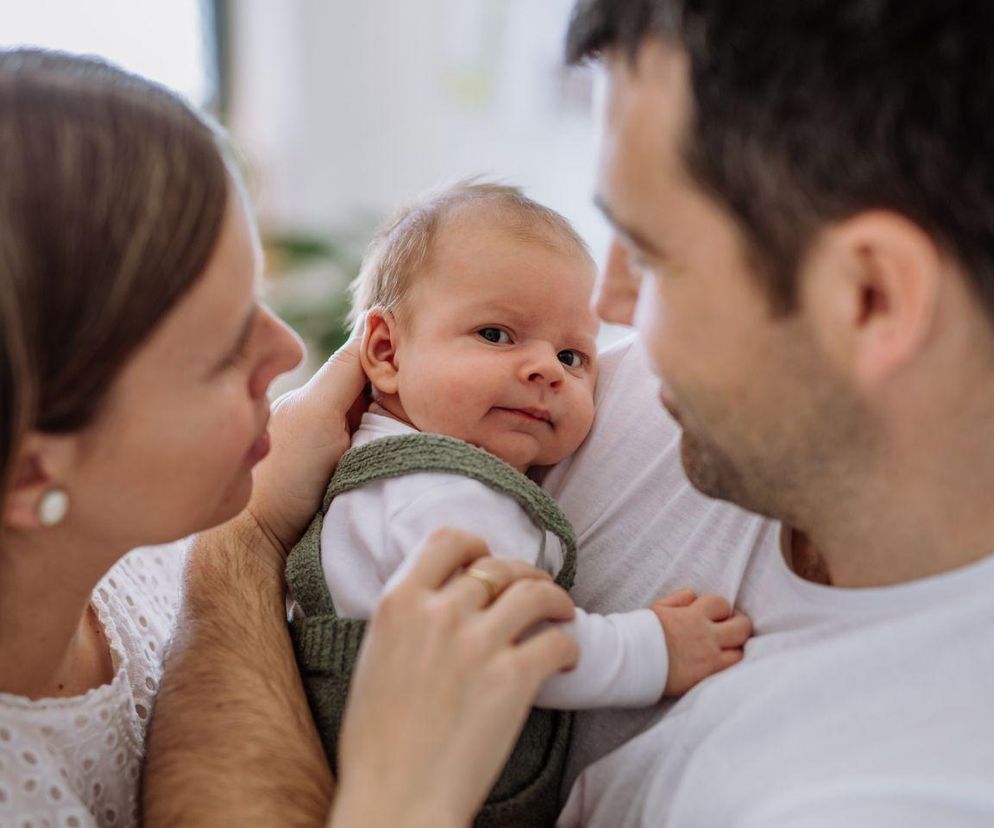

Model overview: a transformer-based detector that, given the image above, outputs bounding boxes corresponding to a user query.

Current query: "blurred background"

[1,0,615,388]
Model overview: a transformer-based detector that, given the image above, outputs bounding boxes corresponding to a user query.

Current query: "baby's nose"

[522,347,565,387]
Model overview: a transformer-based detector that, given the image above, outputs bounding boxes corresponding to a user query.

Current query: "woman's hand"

[330,528,580,828]
[246,327,369,568]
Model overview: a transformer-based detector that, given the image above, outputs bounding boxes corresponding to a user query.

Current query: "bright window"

[0,0,214,106]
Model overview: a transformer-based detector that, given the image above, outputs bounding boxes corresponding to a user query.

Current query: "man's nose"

[593,240,640,325]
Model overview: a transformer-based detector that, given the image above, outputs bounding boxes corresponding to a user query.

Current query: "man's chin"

[679,430,782,521]
[678,431,735,502]
[657,392,682,426]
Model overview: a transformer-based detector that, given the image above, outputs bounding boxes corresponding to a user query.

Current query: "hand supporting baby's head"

[351,181,600,472]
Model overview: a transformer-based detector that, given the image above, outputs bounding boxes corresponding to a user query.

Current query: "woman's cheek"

[207,394,258,467]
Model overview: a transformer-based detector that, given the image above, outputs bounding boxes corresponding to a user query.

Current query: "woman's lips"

[245,429,271,466]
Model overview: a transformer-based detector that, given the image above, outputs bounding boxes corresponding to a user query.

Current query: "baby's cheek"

[397,369,436,417]
[407,382,474,436]
[563,397,596,453]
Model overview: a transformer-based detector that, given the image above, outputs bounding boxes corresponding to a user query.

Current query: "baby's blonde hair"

[348,179,593,326]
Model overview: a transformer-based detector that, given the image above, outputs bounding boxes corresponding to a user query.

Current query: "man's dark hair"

[567,0,994,317]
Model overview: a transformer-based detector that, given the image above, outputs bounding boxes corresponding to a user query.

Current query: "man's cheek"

[634,284,672,382]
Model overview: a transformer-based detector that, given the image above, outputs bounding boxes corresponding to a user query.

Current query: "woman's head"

[0,50,302,551]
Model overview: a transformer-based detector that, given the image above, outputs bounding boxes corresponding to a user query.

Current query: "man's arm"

[143,520,333,827]
[144,335,368,826]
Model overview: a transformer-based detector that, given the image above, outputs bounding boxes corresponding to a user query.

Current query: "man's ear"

[803,211,942,388]
[359,307,402,396]
[2,431,76,531]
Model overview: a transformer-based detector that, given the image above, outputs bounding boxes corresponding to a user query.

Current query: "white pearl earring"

[37,488,70,527]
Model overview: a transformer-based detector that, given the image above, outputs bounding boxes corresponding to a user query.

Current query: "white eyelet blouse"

[0,544,185,828]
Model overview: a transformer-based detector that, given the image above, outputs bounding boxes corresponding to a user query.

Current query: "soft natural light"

[0,0,211,105]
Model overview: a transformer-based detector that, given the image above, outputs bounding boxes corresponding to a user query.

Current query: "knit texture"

[287,434,577,827]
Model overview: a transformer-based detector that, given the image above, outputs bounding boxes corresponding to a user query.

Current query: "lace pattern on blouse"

[0,544,184,828]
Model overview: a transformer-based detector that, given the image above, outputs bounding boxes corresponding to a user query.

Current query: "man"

[555,0,994,824]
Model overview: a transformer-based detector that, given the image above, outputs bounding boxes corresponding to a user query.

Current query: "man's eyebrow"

[594,193,666,260]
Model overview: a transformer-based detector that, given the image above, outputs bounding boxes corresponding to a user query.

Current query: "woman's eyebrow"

[214,304,258,369]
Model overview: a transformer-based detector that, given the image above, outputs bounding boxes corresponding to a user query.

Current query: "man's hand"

[247,328,368,566]
[146,327,368,827]
[651,589,752,696]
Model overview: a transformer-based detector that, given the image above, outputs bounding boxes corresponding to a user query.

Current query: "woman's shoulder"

[108,541,187,625]
[95,541,186,721]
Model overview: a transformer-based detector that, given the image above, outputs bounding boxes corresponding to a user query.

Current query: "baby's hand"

[651,588,752,697]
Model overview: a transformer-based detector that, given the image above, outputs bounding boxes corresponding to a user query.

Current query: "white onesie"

[319,411,669,710]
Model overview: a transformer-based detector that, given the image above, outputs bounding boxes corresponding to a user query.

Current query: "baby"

[310,180,747,701]
[286,182,748,821]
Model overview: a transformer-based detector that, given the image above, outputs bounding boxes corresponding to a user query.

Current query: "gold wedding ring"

[465,567,501,603]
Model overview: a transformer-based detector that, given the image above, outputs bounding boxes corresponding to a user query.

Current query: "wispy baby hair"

[348,179,593,325]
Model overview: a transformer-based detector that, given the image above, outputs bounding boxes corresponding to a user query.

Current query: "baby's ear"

[360,307,401,395]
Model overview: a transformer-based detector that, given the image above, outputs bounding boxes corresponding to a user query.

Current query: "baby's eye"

[557,349,583,368]
[478,327,511,344]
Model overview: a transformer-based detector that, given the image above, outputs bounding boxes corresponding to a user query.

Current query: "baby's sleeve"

[532,607,668,710]
[381,475,669,710]
[382,474,553,593]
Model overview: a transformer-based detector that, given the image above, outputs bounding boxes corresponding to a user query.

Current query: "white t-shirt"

[320,411,669,710]
[542,335,779,792]
[0,544,184,828]
[549,336,994,826]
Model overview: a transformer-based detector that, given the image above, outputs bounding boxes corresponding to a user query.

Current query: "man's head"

[569,0,994,318]
[354,182,600,471]
[567,1,994,527]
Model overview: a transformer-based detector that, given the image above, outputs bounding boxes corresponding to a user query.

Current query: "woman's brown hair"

[0,49,230,503]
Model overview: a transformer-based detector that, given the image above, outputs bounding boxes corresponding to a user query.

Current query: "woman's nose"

[594,239,640,325]
[249,307,305,399]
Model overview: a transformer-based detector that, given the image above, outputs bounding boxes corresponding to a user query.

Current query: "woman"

[0,49,577,827]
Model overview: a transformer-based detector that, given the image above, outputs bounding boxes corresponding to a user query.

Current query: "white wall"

[228,0,610,262]
[0,0,208,104]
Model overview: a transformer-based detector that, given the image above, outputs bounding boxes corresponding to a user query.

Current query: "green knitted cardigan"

[285,433,577,828]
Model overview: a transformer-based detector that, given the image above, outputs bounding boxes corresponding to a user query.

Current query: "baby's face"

[388,219,599,471]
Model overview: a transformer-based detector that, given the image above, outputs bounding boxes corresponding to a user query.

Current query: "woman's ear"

[2,432,75,531]
[359,307,402,396]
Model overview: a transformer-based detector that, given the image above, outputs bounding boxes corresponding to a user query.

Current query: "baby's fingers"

[716,610,752,648]
[655,588,697,608]
[697,593,734,621]
[718,648,745,670]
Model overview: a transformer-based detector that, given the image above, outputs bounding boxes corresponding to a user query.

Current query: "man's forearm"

[144,522,334,826]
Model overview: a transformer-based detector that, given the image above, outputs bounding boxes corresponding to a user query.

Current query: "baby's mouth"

[494,406,553,425]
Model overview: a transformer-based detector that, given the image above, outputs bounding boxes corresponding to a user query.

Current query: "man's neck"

[783,529,831,585]
[798,421,994,588]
